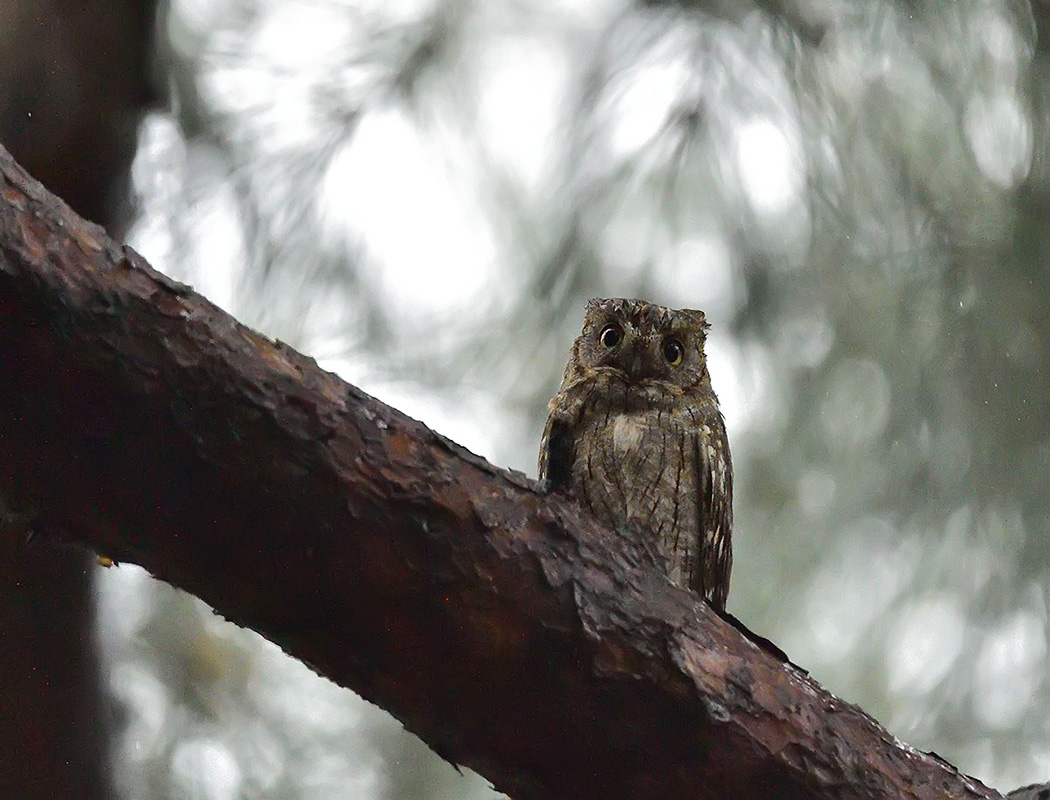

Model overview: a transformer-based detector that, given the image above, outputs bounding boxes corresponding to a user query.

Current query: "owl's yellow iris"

[663,338,684,365]
[599,324,622,348]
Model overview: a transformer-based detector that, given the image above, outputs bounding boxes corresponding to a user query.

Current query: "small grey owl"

[539,298,733,610]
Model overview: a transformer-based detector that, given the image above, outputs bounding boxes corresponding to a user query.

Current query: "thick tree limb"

[0,143,1003,800]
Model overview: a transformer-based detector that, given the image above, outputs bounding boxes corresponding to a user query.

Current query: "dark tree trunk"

[0,0,156,224]
[0,4,157,797]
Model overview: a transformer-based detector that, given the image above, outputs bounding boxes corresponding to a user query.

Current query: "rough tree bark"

[0,143,1007,800]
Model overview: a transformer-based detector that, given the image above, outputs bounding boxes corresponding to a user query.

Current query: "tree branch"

[0,143,1003,800]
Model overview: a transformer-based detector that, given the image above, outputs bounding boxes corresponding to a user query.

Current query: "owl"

[539,298,733,610]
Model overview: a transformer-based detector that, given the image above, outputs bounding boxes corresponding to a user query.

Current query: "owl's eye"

[663,338,684,365]
[599,324,623,348]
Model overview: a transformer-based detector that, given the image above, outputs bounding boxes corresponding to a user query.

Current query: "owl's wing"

[691,414,733,611]
[538,409,575,491]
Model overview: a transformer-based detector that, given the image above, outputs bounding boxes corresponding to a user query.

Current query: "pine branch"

[0,143,1006,800]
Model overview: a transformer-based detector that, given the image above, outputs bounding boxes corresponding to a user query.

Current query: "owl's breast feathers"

[539,374,733,609]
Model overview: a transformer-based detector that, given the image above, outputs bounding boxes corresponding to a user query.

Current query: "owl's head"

[572,297,711,388]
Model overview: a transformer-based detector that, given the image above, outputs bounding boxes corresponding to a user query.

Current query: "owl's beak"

[630,353,643,376]
[622,337,647,378]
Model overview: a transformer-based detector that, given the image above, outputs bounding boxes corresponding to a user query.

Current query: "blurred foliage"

[97,0,1050,797]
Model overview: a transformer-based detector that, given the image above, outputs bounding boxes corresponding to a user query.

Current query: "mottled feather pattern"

[539,298,733,610]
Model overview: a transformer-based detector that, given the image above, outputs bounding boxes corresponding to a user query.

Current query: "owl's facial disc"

[617,331,670,382]
[577,299,709,390]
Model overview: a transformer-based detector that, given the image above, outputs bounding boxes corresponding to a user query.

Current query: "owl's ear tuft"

[679,308,710,331]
